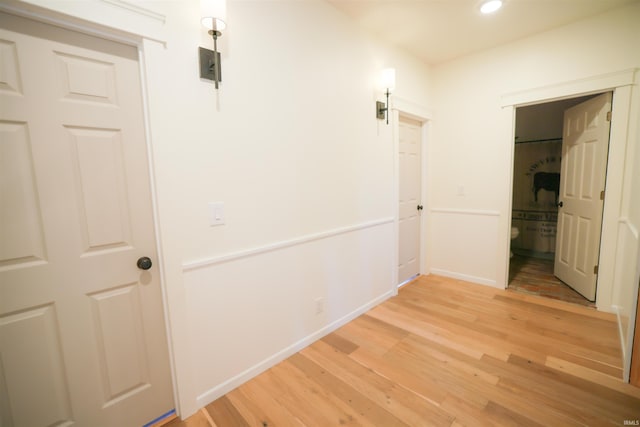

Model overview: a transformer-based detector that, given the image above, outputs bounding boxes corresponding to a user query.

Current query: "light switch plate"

[209,202,225,226]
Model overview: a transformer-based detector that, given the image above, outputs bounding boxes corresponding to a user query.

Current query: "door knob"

[417,205,424,211]
[137,257,153,270]
[557,201,563,208]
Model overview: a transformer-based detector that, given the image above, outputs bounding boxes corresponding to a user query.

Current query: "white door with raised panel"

[0,13,173,427]
[398,116,422,285]
[554,92,612,301]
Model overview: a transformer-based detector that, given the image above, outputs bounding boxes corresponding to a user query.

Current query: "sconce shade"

[201,0,227,31]
[380,68,396,91]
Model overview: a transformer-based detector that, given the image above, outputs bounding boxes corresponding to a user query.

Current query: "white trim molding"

[619,217,639,241]
[100,0,166,23]
[501,69,637,108]
[430,208,500,217]
[627,241,640,382]
[614,218,640,382]
[611,304,626,370]
[0,0,168,44]
[430,268,497,287]
[182,218,394,271]
[391,96,434,121]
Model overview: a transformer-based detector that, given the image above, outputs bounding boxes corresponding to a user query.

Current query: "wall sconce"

[199,0,227,89]
[376,68,395,125]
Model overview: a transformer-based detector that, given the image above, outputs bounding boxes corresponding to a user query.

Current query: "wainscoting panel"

[611,218,639,380]
[181,220,395,408]
[430,208,501,287]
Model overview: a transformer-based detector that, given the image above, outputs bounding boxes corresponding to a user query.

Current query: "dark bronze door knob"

[137,257,152,270]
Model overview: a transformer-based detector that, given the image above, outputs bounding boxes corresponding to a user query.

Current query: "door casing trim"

[501,69,639,383]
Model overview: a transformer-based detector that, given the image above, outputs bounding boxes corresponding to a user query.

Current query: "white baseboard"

[611,304,630,382]
[194,289,395,408]
[430,268,498,288]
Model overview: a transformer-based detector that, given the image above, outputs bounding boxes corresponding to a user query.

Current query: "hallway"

[168,275,635,426]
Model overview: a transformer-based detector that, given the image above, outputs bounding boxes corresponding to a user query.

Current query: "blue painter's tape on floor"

[142,409,176,427]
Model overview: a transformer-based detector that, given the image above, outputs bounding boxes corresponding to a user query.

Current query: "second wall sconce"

[199,0,227,89]
[376,68,396,125]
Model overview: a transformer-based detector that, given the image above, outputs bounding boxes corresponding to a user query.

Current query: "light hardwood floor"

[168,275,640,426]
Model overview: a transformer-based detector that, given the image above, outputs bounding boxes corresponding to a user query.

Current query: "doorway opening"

[508,92,612,308]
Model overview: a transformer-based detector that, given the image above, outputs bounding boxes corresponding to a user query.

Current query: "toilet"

[510,226,519,258]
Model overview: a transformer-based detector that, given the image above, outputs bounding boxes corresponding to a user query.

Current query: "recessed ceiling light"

[480,0,503,14]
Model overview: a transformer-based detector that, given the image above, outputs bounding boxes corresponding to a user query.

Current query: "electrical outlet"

[315,297,325,315]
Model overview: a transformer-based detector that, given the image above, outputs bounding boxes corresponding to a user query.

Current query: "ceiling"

[327,0,639,64]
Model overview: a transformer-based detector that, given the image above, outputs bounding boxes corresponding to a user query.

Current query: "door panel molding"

[0,0,180,415]
[0,12,173,425]
[392,101,430,295]
[554,92,612,301]
[398,116,422,285]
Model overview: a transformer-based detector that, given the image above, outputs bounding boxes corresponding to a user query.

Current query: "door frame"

[510,92,612,301]
[390,97,432,295]
[501,69,638,381]
[0,1,179,417]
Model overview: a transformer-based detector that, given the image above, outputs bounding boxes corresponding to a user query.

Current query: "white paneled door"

[554,92,612,301]
[0,13,173,427]
[398,116,422,285]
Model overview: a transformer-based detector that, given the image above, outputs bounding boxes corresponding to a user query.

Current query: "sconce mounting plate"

[376,101,386,120]
[199,47,222,82]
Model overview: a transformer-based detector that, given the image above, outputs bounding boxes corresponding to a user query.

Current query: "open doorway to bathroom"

[508,93,609,308]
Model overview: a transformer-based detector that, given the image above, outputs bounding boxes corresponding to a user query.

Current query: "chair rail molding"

[182,218,395,272]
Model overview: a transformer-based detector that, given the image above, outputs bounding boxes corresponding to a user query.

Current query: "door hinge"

[606,111,612,122]
[600,190,605,200]
[594,265,599,275]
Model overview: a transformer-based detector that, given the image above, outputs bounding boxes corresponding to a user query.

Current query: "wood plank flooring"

[508,255,596,308]
[167,275,640,426]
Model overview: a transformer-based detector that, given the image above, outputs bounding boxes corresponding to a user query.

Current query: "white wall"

[144,0,432,416]
[430,2,640,374]
[430,1,640,285]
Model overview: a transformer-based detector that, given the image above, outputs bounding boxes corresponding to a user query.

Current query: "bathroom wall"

[511,139,561,256]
